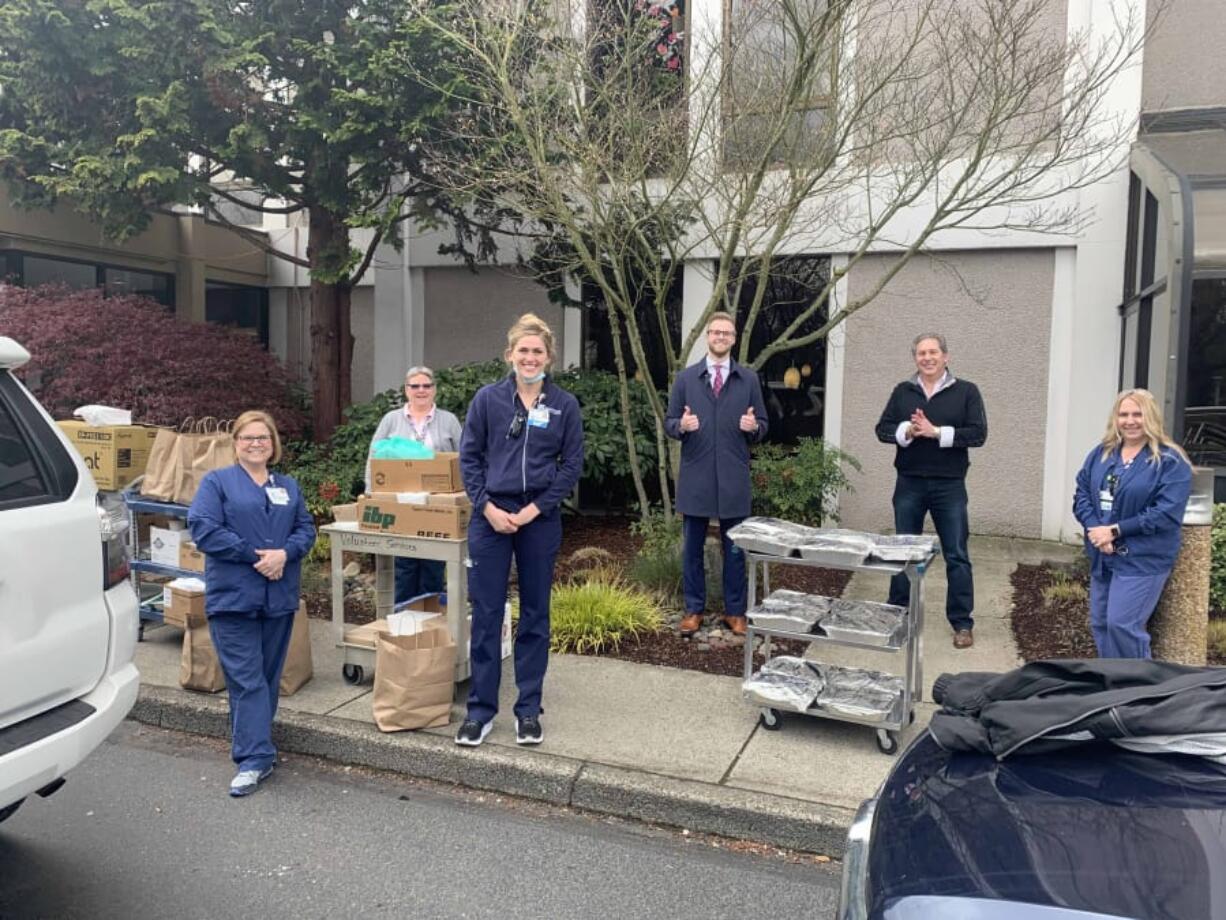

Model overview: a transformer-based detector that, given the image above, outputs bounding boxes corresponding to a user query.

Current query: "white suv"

[0,337,140,824]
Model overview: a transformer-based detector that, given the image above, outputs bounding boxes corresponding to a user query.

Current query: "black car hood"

[868,734,1226,920]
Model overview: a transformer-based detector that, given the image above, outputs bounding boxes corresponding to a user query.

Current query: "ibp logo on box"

[362,505,395,530]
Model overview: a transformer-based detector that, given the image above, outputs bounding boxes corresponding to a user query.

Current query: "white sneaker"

[229,764,275,797]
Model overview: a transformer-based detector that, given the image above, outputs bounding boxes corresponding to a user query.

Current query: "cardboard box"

[368,453,463,493]
[331,503,359,523]
[57,421,161,490]
[163,582,207,629]
[344,596,447,649]
[149,526,188,567]
[358,494,471,539]
[178,541,206,573]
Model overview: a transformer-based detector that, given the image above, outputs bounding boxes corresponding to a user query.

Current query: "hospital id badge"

[266,486,290,506]
[527,407,550,429]
[1098,489,1113,513]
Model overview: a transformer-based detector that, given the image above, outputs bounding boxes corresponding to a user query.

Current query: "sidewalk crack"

[719,725,758,785]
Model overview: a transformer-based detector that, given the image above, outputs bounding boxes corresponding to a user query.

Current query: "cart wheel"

[758,708,782,731]
[908,709,917,725]
[876,730,899,755]
[137,623,146,642]
[342,664,365,685]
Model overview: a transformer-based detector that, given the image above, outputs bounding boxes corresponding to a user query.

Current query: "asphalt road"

[0,723,841,920]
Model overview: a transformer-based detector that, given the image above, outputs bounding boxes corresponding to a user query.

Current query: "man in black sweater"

[875,333,988,648]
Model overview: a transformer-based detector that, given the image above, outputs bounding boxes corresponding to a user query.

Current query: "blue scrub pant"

[682,514,747,616]
[208,610,295,772]
[395,557,445,604]
[465,507,562,725]
[888,475,974,632]
[1089,569,1169,659]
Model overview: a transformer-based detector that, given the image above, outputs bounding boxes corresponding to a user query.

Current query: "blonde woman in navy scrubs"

[1073,389,1192,659]
[188,410,315,796]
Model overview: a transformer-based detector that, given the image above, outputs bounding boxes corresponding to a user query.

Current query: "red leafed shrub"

[0,285,309,437]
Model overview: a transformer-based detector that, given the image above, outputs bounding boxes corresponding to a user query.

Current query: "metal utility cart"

[741,545,934,755]
[121,485,196,639]
[320,522,470,686]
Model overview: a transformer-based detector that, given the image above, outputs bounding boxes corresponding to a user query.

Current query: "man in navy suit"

[665,312,769,637]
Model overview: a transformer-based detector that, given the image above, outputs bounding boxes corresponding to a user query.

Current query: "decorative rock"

[342,561,361,578]
[1151,524,1210,665]
[697,643,711,651]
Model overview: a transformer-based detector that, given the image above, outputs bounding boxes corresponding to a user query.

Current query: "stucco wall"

[838,250,1054,537]
[1142,0,1226,113]
[350,286,375,402]
[423,266,562,368]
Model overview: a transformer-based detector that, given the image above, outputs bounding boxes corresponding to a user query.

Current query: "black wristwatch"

[1110,524,1121,539]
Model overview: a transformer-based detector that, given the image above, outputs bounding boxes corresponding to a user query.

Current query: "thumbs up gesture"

[739,405,758,433]
[680,405,700,433]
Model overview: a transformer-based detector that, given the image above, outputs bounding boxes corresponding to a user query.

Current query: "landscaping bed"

[1011,561,1226,665]
[302,512,851,679]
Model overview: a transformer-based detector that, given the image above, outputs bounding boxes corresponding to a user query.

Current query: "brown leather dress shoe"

[721,615,748,637]
[679,613,703,636]
[953,629,974,649]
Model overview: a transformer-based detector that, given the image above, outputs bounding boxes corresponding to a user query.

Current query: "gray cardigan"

[365,406,463,490]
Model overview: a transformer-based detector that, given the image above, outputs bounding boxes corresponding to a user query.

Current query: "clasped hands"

[1086,525,1117,555]
[907,408,940,439]
[254,548,288,580]
[679,405,758,434]
[485,502,541,534]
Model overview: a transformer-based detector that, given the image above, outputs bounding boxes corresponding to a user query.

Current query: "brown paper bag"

[279,603,314,696]
[372,622,456,731]
[179,623,227,693]
[176,418,233,505]
[141,425,185,501]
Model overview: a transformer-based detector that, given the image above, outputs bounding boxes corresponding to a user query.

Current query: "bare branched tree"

[415,0,1152,515]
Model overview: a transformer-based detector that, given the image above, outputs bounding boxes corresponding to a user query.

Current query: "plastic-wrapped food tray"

[814,664,903,723]
[869,534,940,563]
[743,668,823,713]
[727,517,818,557]
[748,589,832,632]
[794,529,876,566]
[822,599,907,647]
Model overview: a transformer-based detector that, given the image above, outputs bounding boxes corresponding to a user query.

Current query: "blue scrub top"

[188,464,316,615]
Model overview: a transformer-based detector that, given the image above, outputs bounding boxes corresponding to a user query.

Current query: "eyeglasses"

[406,383,434,390]
[708,329,735,338]
[506,412,526,440]
[236,435,272,444]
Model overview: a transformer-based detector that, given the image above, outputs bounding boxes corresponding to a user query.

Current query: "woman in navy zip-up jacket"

[188,410,315,796]
[1073,389,1191,659]
[455,313,584,748]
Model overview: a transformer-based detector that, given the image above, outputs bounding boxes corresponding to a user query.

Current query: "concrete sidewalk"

[129,535,1077,856]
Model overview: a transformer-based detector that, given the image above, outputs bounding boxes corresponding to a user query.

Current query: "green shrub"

[750,438,860,526]
[629,509,682,598]
[548,568,663,654]
[1042,579,1088,605]
[1212,504,1226,612]
[1208,618,1226,662]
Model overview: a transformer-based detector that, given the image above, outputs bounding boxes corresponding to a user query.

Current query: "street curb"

[129,686,855,856]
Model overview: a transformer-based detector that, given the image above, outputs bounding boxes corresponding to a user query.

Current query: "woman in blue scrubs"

[188,410,315,796]
[455,314,584,747]
[1073,389,1192,659]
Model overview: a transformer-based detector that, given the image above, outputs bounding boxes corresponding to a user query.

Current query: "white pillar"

[563,274,583,369]
[823,255,850,451]
[682,259,716,363]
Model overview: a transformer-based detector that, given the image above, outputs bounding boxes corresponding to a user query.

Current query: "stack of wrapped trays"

[822,599,907,647]
[868,533,940,563]
[747,588,832,633]
[742,656,824,712]
[726,517,817,556]
[813,664,903,722]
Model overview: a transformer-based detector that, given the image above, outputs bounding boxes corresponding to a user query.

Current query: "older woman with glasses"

[188,410,315,797]
[365,366,463,603]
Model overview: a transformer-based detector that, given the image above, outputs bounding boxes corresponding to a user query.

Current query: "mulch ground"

[304,512,851,679]
[1010,562,1226,665]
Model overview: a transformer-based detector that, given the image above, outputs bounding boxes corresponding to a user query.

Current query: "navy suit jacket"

[665,358,768,518]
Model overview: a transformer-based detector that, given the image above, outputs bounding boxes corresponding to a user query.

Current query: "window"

[722,0,836,167]
[22,255,97,290]
[206,282,269,346]
[104,268,173,305]
[0,251,175,308]
[0,397,47,503]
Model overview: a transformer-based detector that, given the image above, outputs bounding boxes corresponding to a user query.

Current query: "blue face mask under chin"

[517,369,546,384]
